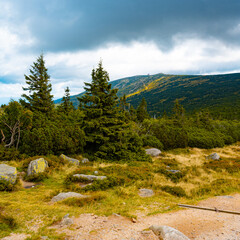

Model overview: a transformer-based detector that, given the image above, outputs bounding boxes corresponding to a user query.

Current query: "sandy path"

[2,194,240,240]
[56,194,240,240]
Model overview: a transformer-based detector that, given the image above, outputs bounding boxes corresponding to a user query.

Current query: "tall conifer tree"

[60,86,74,114]
[21,54,53,114]
[79,61,149,161]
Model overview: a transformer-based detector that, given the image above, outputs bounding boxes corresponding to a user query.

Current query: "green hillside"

[55,73,240,119]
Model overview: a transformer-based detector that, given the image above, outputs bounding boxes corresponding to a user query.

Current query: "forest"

[0,55,240,162]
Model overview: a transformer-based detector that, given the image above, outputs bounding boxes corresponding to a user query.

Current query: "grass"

[0,143,240,238]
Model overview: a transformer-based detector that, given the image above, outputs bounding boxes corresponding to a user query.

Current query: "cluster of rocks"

[0,154,90,186]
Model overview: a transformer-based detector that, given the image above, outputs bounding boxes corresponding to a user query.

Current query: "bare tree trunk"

[1,129,5,143]
[16,124,20,150]
[5,122,18,148]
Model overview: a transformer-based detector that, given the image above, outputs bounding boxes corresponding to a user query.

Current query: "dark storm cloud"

[11,0,240,52]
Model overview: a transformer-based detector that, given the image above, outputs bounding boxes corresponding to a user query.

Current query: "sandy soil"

[2,194,240,240]
[55,194,240,240]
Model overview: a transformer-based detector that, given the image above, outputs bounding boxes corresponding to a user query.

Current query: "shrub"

[204,158,240,174]
[160,185,187,197]
[0,180,15,192]
[156,168,186,183]
[23,172,48,182]
[141,135,163,149]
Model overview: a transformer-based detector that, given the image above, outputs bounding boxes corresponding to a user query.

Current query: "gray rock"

[167,170,181,174]
[81,158,89,164]
[0,164,17,184]
[60,154,80,165]
[206,153,220,160]
[61,216,73,226]
[27,158,48,176]
[94,170,99,175]
[51,192,89,202]
[138,188,154,197]
[145,148,162,157]
[150,225,190,240]
[73,174,107,181]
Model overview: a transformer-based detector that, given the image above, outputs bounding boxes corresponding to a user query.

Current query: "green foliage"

[156,168,186,183]
[0,100,32,149]
[141,135,163,149]
[0,179,15,192]
[20,110,85,156]
[23,172,48,182]
[21,54,53,114]
[136,97,150,122]
[0,145,21,161]
[160,185,187,197]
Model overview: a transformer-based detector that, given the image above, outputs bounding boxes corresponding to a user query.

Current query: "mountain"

[54,72,240,119]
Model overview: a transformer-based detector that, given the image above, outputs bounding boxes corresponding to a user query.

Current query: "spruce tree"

[79,61,149,161]
[137,97,150,122]
[60,86,74,114]
[21,54,53,114]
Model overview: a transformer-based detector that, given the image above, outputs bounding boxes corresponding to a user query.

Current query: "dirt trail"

[56,194,240,240]
[2,194,240,240]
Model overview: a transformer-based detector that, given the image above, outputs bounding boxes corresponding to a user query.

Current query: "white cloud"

[2,37,240,103]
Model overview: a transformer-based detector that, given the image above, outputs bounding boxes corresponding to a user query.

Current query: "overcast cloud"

[1,0,240,103]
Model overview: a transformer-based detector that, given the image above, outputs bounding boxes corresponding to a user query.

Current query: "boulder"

[27,158,48,176]
[60,154,80,165]
[60,214,74,226]
[51,192,89,202]
[73,174,107,181]
[145,148,161,157]
[150,225,190,240]
[0,164,17,184]
[139,188,154,197]
[81,158,89,164]
[206,153,220,160]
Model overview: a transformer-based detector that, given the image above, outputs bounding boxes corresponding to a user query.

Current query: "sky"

[1,0,240,104]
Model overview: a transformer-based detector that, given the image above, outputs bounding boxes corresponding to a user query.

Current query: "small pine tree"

[60,87,74,114]
[137,97,150,122]
[21,54,53,114]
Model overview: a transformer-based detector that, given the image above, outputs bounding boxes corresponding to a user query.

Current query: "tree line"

[0,55,240,161]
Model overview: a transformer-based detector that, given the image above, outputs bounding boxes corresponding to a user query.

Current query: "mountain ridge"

[54,72,240,119]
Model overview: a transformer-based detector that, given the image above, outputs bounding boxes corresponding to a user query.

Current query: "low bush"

[23,172,48,182]
[155,168,186,183]
[160,185,187,197]
[62,193,106,207]
[0,180,15,192]
[204,158,240,174]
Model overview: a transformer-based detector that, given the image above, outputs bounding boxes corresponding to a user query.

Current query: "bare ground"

[50,193,240,240]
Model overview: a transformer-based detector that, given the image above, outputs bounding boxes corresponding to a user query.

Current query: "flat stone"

[145,148,162,157]
[73,174,107,181]
[139,188,154,197]
[0,164,17,184]
[60,154,80,165]
[150,225,190,240]
[206,153,220,160]
[51,192,89,202]
[27,158,48,176]
[167,170,181,174]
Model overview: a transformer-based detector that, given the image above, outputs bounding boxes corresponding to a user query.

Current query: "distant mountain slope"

[54,73,240,119]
